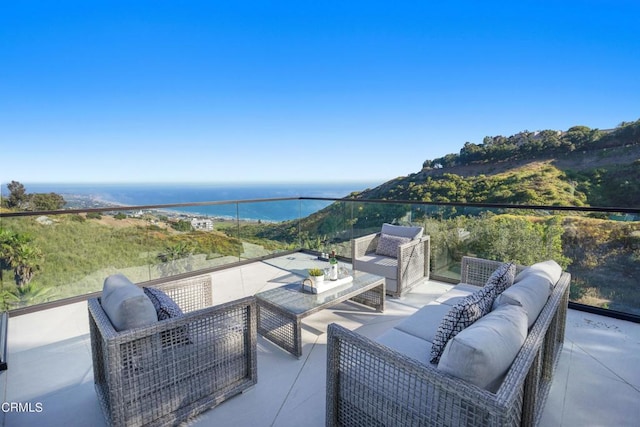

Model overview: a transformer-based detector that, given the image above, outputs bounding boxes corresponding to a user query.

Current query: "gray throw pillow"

[143,286,184,320]
[429,288,493,364]
[375,233,411,258]
[484,262,516,297]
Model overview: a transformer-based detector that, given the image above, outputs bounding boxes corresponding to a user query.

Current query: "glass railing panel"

[298,200,353,258]
[560,211,640,315]
[0,213,157,309]
[146,204,243,280]
[236,200,302,259]
[350,201,417,239]
[414,205,640,316]
[1,195,638,318]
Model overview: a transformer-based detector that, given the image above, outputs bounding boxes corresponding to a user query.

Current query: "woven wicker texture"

[256,274,384,357]
[327,256,570,427]
[88,274,257,427]
[352,231,430,298]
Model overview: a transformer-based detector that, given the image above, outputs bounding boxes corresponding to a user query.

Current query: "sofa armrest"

[326,323,518,426]
[460,256,526,286]
[352,233,380,259]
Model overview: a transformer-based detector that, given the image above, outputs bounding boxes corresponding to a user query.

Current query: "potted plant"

[308,268,325,286]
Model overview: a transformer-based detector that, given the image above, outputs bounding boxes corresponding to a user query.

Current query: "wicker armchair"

[88,275,257,427]
[352,224,430,298]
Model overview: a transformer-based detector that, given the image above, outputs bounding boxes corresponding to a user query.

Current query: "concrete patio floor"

[2,252,639,426]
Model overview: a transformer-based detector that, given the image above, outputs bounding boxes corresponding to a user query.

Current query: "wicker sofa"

[351,223,431,298]
[88,274,257,427]
[326,256,570,427]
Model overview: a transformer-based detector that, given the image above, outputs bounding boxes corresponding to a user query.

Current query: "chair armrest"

[460,256,526,286]
[395,236,430,291]
[352,233,380,259]
[326,323,515,426]
[142,274,213,313]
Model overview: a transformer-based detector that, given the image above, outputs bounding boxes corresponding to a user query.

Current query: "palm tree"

[2,233,44,288]
[157,242,194,276]
[10,282,55,308]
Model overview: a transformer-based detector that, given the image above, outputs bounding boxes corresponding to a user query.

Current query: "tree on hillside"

[6,181,27,208]
[3,181,66,211]
[29,192,66,210]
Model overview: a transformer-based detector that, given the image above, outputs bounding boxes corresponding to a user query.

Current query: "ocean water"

[12,182,379,222]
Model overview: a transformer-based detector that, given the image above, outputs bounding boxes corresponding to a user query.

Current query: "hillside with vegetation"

[358,119,640,207]
[1,119,639,314]
[257,119,640,313]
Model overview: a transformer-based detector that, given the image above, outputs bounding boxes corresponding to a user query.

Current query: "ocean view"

[8,182,379,222]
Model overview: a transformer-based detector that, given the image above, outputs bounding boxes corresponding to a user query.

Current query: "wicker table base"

[256,272,385,357]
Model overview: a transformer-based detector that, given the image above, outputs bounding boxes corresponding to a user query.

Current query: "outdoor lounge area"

[2,251,639,426]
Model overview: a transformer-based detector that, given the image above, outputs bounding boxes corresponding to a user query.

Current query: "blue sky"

[1,0,639,185]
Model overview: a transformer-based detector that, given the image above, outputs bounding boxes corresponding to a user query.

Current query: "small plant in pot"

[308,268,325,285]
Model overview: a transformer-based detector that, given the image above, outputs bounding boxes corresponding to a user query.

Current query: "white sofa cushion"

[376,328,434,366]
[493,272,553,328]
[437,304,528,392]
[375,233,411,258]
[514,260,561,287]
[429,262,515,364]
[435,283,479,306]
[101,274,157,331]
[394,302,452,343]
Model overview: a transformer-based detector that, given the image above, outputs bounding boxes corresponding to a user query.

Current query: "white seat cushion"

[376,328,435,366]
[394,302,452,342]
[435,283,479,306]
[353,254,397,279]
[437,304,528,392]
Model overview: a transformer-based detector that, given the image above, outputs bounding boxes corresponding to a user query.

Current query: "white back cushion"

[381,223,423,240]
[437,304,527,392]
[101,274,157,331]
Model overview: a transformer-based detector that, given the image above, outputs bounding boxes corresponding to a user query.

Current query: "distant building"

[191,218,213,231]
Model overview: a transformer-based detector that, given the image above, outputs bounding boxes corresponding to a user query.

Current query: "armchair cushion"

[101,274,157,331]
[381,223,423,240]
[375,233,411,258]
[353,254,397,279]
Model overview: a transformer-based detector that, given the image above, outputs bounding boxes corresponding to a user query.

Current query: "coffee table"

[255,271,385,357]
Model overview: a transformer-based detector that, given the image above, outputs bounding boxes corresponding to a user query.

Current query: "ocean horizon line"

[2,181,377,222]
